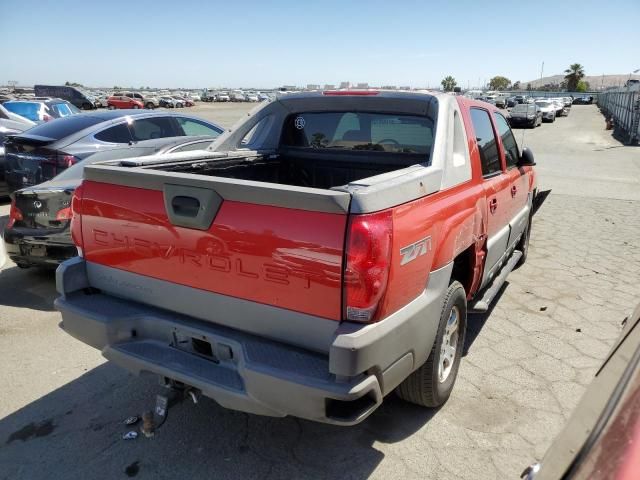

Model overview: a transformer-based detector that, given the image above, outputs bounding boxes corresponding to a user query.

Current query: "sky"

[1,0,638,89]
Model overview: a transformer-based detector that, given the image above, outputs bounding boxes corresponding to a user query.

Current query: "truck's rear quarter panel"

[80,180,346,320]
[380,181,484,316]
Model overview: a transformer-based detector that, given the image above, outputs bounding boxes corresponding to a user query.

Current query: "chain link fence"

[597,89,640,145]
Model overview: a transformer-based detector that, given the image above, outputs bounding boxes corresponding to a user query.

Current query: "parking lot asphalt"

[1,104,639,480]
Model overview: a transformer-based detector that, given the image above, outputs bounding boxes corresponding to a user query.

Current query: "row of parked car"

[201,90,270,102]
[1,85,273,112]
[469,94,578,129]
[1,103,224,268]
[506,96,574,128]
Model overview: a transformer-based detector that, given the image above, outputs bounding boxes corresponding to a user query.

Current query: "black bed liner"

[148,149,425,190]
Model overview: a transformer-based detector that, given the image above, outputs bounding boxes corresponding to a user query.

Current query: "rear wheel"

[145,102,155,109]
[108,104,116,110]
[82,102,92,110]
[396,281,467,407]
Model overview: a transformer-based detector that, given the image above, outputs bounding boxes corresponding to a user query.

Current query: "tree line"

[440,63,588,92]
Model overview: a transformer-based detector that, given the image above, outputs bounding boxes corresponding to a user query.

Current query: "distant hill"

[522,74,640,90]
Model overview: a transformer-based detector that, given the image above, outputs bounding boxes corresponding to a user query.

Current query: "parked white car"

[534,100,557,122]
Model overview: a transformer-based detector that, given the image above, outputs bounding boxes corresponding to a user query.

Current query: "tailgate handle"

[163,184,222,231]
[171,195,200,217]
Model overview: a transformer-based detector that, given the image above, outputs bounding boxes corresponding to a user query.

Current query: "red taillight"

[7,198,24,229]
[56,207,71,221]
[57,154,78,168]
[70,183,84,255]
[323,90,380,96]
[343,211,393,323]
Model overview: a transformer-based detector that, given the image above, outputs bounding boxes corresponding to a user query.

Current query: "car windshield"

[512,105,531,112]
[3,102,40,121]
[281,112,434,155]
[19,114,104,139]
[536,101,551,107]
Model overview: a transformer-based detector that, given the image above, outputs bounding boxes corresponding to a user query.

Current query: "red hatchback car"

[107,96,144,110]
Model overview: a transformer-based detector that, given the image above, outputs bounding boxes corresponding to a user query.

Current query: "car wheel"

[108,105,115,110]
[146,103,154,109]
[396,280,467,407]
[516,213,532,267]
[133,105,140,109]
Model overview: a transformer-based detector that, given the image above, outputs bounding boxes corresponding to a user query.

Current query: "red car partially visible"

[107,96,144,110]
[524,303,640,479]
[177,97,195,107]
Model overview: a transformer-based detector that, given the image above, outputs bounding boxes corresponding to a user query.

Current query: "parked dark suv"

[34,85,98,110]
[3,110,223,193]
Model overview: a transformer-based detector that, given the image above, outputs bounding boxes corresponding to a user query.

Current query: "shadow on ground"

[464,282,508,356]
[0,361,438,480]
[0,265,57,311]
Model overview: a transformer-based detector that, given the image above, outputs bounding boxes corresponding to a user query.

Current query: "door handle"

[171,195,200,218]
[489,198,498,214]
[511,186,517,197]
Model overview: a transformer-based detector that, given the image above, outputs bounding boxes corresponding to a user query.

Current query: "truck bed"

[144,149,424,190]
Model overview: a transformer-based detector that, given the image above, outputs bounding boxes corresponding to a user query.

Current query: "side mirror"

[518,147,536,167]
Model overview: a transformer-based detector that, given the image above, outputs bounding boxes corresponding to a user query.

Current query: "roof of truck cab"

[270,90,446,118]
[275,89,446,101]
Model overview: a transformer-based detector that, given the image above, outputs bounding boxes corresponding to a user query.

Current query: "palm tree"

[564,63,585,92]
[441,75,457,92]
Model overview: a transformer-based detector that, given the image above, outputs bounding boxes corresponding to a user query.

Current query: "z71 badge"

[399,237,432,266]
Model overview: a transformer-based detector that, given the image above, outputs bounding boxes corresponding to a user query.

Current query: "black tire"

[81,102,92,110]
[145,102,155,109]
[133,105,140,109]
[516,213,532,267]
[108,104,115,110]
[396,281,467,407]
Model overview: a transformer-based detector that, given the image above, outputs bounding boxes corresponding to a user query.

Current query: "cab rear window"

[281,112,434,155]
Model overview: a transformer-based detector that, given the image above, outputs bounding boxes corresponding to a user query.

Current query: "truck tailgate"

[78,167,351,321]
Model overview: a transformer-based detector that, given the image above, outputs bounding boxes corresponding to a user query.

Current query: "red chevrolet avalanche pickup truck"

[55,90,537,425]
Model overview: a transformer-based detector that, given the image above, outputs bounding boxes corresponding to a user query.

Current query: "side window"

[493,112,519,169]
[470,108,501,176]
[175,117,221,137]
[94,123,132,143]
[129,117,178,141]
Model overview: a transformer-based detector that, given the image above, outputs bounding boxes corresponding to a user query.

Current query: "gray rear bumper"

[55,258,450,425]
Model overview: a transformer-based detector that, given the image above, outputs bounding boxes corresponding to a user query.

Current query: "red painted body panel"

[80,181,347,320]
[378,97,537,316]
[379,182,484,317]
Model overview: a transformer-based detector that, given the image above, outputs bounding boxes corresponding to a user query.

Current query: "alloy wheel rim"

[438,306,459,383]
